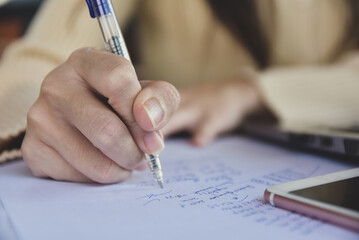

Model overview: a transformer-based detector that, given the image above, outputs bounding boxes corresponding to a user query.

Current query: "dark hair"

[346,0,359,49]
[207,0,269,69]
[207,0,359,69]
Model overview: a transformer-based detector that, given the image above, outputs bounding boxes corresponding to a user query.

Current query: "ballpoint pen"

[85,0,164,188]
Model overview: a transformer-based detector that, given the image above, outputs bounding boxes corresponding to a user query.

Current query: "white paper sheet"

[0,136,357,240]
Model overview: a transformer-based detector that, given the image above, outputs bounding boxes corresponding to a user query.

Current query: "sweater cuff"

[0,131,25,163]
[258,66,359,130]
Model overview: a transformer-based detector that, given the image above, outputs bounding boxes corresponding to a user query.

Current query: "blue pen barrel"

[86,0,131,60]
[85,0,163,188]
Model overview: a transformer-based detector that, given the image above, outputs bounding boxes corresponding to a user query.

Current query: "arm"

[0,0,139,162]
[163,52,359,145]
[259,51,359,131]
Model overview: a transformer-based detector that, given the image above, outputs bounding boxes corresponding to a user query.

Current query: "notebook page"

[0,136,357,240]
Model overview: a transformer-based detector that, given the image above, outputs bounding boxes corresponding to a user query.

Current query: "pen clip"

[85,0,96,18]
[85,0,112,18]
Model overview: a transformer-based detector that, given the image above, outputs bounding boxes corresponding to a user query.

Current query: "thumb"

[133,80,180,132]
[132,80,180,154]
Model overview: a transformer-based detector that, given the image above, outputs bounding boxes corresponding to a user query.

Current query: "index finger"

[68,48,141,125]
[67,48,164,155]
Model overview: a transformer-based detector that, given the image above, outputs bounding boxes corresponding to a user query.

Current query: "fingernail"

[144,131,165,154]
[143,98,164,128]
[193,134,210,147]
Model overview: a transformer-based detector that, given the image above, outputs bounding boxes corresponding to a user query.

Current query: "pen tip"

[158,181,164,189]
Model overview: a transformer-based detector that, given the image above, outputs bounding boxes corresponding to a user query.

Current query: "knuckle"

[91,116,123,151]
[91,159,129,184]
[91,158,116,183]
[118,146,143,170]
[27,104,46,129]
[105,60,137,97]
[21,139,46,178]
[40,70,76,112]
[68,48,88,63]
[119,151,143,170]
[40,73,62,101]
[89,115,142,171]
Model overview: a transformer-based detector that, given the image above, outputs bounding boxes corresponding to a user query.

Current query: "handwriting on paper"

[135,159,322,235]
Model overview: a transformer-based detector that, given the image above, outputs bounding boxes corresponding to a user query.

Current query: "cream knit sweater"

[0,0,359,162]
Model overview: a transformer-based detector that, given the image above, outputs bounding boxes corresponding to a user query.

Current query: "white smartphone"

[264,168,359,232]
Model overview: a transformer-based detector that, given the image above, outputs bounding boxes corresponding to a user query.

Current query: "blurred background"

[0,0,141,64]
[0,0,43,55]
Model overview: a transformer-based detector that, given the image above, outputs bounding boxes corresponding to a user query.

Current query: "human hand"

[162,79,263,146]
[21,48,180,183]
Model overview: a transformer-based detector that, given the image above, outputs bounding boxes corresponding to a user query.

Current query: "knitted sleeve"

[0,0,139,162]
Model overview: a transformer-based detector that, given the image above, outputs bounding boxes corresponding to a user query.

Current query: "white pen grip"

[97,14,131,60]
